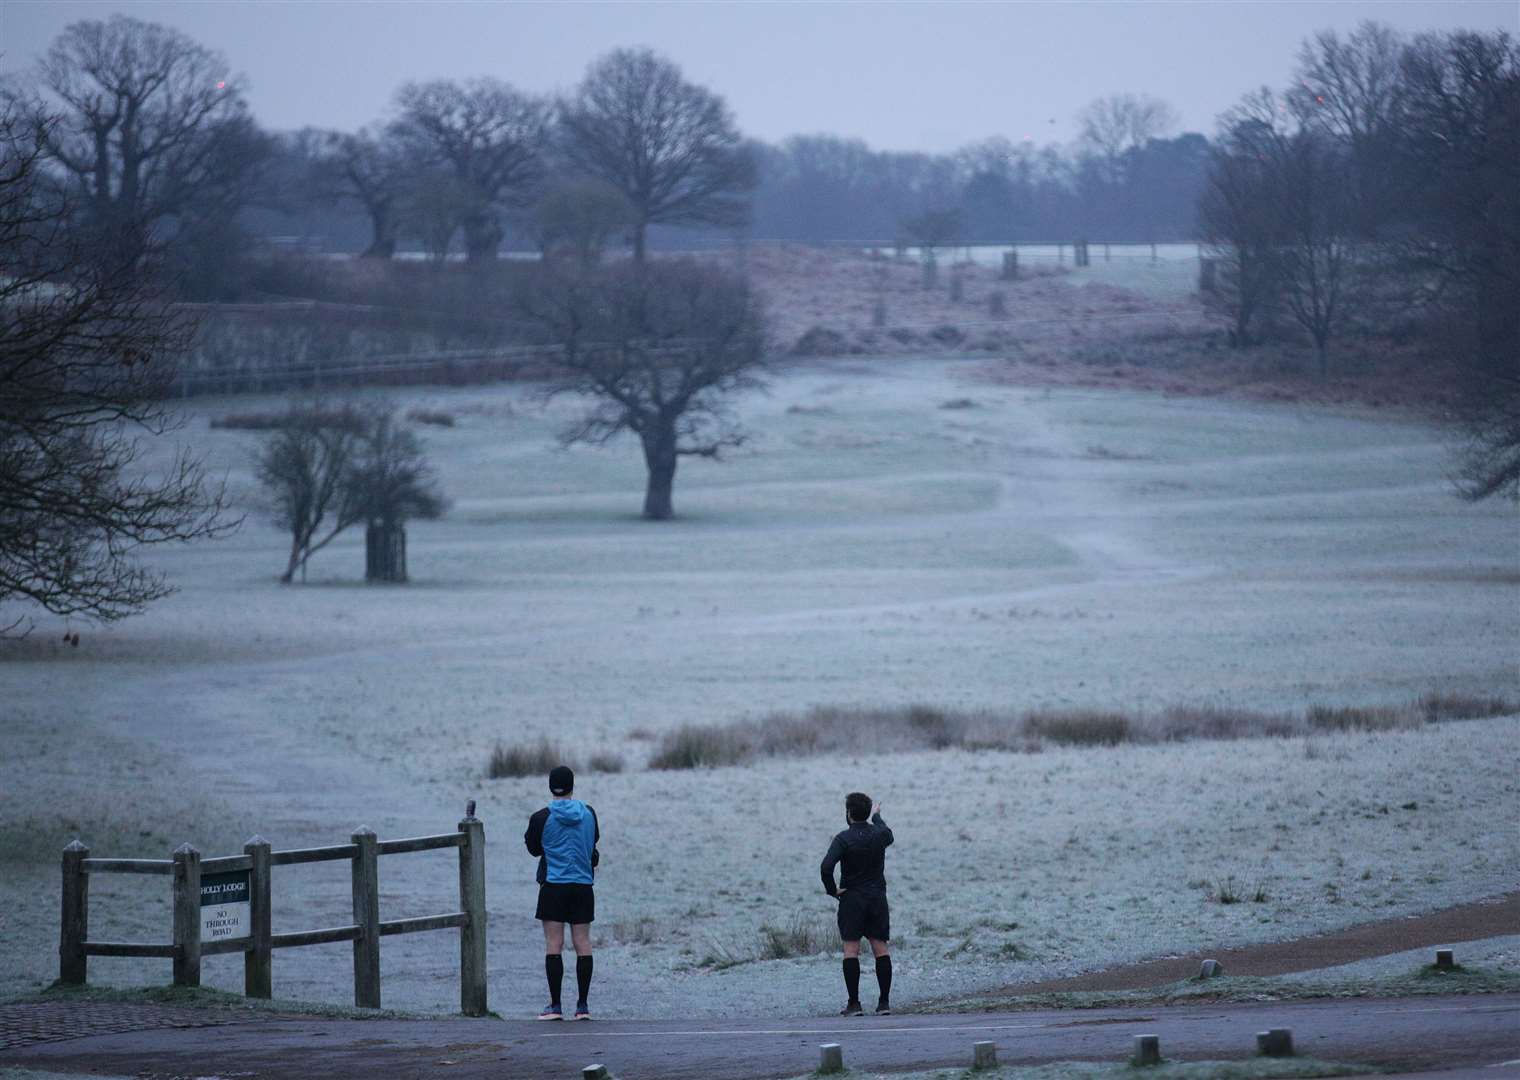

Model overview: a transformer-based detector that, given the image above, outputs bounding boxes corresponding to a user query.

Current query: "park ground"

[0,256,1516,1021]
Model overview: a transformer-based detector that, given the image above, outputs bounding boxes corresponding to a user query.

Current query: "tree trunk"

[462,212,503,262]
[365,522,407,583]
[632,219,648,264]
[1316,338,1329,379]
[642,434,677,520]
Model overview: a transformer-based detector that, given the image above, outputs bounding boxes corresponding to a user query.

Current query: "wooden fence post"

[60,840,89,985]
[351,826,381,1008]
[244,835,272,999]
[172,843,202,987]
[458,806,487,1016]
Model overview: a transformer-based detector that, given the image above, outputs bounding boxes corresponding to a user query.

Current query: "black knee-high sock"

[575,955,593,1004]
[545,954,563,1006]
[842,956,861,1002]
[875,955,893,1003]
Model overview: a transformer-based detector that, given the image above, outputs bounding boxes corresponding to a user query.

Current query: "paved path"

[2,994,1517,1079]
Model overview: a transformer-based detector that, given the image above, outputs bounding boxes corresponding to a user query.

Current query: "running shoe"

[536,1003,563,1021]
[875,1000,892,1015]
[574,1001,592,1021]
[840,1001,864,1016]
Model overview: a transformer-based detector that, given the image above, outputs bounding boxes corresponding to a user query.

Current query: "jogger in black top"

[820,791,895,1015]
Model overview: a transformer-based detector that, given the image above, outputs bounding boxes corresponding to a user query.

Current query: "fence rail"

[59,805,487,1015]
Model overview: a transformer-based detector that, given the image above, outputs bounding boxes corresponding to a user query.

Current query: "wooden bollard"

[1001,250,1019,280]
[1133,1034,1162,1066]
[60,840,89,986]
[244,835,273,999]
[818,1043,844,1074]
[1257,1028,1294,1056]
[1199,958,1224,978]
[172,843,202,988]
[1435,948,1455,970]
[351,826,381,1009]
[972,1040,998,1069]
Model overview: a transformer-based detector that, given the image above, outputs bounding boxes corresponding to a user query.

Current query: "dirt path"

[976,891,1520,996]
[3,995,1517,1079]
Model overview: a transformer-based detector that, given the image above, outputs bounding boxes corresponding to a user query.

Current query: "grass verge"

[916,962,1520,1015]
[793,1058,1372,1080]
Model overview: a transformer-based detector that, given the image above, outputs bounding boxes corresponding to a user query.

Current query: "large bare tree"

[316,127,411,259]
[522,260,769,519]
[0,108,234,634]
[1398,31,1520,499]
[389,78,550,261]
[1077,93,1179,189]
[5,15,267,263]
[559,48,756,262]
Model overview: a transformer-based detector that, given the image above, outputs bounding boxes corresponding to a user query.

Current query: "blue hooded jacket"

[525,798,599,885]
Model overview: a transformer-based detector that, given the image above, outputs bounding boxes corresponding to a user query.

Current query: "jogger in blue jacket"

[525,765,600,1020]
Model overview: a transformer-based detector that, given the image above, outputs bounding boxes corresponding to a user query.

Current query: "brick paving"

[0,1000,255,1051]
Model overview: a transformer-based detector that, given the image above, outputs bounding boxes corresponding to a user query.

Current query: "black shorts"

[536,882,595,925]
[836,889,890,942]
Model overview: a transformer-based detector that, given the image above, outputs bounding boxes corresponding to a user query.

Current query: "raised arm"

[872,810,893,848]
[820,834,845,897]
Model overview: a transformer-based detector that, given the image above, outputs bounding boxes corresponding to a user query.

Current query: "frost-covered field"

[1,357,1516,1018]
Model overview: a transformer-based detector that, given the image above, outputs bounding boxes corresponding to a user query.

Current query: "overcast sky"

[3,1,1516,152]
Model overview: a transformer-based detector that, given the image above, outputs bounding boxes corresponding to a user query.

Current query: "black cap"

[549,765,575,796]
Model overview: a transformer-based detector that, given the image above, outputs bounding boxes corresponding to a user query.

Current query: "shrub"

[1419,692,1517,722]
[1306,704,1415,732]
[488,737,564,779]
[610,916,660,945]
[1024,709,1131,746]
[648,724,753,770]
[587,752,625,774]
[406,408,456,427]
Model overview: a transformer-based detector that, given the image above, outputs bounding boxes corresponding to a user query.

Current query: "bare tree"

[530,177,634,268]
[389,78,550,262]
[1198,92,1285,346]
[1397,31,1520,499]
[1293,20,1408,233]
[255,405,368,584]
[1077,93,1179,188]
[559,48,756,262]
[317,127,411,259]
[5,15,267,264]
[1274,128,1357,377]
[899,208,961,289]
[522,260,769,519]
[0,108,235,634]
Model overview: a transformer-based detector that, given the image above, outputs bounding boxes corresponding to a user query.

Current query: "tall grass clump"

[758,914,833,960]
[487,737,564,779]
[648,724,753,770]
[1419,692,1517,722]
[1024,709,1131,746]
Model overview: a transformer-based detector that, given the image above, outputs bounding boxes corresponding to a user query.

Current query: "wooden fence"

[59,805,487,1015]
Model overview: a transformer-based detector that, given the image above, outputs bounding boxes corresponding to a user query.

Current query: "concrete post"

[1133,1034,1162,1066]
[244,835,272,999]
[458,811,487,1016]
[60,840,89,985]
[818,1043,844,1074]
[1199,958,1224,978]
[1435,948,1455,970]
[1257,1028,1294,1056]
[582,1067,613,1080]
[351,826,381,1008]
[172,843,202,988]
[972,1040,998,1069]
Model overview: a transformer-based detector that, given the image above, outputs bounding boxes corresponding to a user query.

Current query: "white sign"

[201,871,250,942]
